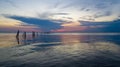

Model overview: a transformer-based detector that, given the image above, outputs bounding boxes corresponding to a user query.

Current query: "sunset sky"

[0,0,120,32]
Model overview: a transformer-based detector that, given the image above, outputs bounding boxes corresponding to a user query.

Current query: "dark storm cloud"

[79,20,120,32]
[6,15,62,32]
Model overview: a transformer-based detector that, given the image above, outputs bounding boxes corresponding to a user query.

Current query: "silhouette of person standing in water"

[16,30,20,38]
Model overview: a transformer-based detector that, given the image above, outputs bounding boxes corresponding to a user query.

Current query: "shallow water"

[0,33,120,67]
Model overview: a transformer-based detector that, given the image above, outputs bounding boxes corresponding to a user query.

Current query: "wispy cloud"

[1,0,120,22]
[1,0,18,8]
[0,0,120,32]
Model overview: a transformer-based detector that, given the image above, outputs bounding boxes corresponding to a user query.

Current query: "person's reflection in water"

[16,30,20,44]
[32,31,36,43]
[16,36,20,44]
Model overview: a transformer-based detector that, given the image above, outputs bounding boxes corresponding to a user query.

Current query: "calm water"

[0,33,120,67]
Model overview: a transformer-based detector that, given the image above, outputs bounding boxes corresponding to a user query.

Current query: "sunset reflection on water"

[0,33,18,48]
[0,33,120,67]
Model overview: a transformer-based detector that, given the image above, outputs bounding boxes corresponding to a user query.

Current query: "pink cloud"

[51,26,88,32]
[0,26,41,32]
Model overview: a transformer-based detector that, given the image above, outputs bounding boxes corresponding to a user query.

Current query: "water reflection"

[60,35,81,44]
[15,32,39,45]
[16,36,20,44]
[1,33,120,48]
[28,34,120,45]
[0,33,120,67]
[59,35,120,44]
[0,33,18,48]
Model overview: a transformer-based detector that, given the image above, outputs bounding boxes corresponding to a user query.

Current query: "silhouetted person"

[16,30,20,38]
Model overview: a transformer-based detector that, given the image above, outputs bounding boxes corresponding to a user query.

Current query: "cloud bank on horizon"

[0,0,120,32]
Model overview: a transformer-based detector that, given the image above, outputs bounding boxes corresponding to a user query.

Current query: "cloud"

[52,26,88,32]
[61,22,81,27]
[94,11,111,18]
[1,0,120,22]
[6,15,62,32]
[79,19,120,32]
[0,16,41,32]
[0,0,18,8]
[0,0,120,32]
[7,0,18,8]
[0,26,41,33]
[52,13,69,15]
[37,12,69,20]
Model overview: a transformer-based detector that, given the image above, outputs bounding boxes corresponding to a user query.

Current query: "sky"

[0,0,120,32]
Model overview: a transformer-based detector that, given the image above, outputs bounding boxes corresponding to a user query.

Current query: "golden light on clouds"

[0,17,41,32]
[0,17,22,26]
[61,21,81,27]
[95,15,119,22]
